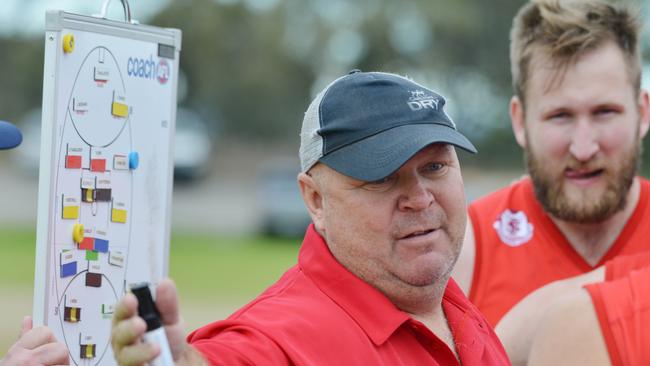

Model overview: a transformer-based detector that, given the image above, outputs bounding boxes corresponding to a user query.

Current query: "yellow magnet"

[69,307,79,322]
[63,34,75,53]
[72,223,84,244]
[85,189,94,203]
[62,205,79,219]
[111,209,127,223]
[111,102,129,118]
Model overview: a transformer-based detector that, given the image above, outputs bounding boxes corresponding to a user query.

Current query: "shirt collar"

[298,224,410,345]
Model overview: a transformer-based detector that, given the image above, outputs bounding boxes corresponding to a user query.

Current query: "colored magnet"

[102,303,115,314]
[66,155,82,169]
[94,238,109,253]
[72,224,84,244]
[113,155,129,170]
[86,250,98,261]
[64,306,81,322]
[111,208,127,223]
[89,263,101,273]
[95,189,112,202]
[62,33,74,53]
[73,99,88,112]
[128,152,139,170]
[82,188,94,203]
[61,262,77,278]
[108,251,125,267]
[62,205,79,220]
[90,159,106,172]
[60,250,75,265]
[79,237,94,251]
[94,67,109,82]
[111,102,129,118]
[80,344,96,359]
[85,272,102,288]
[81,177,95,189]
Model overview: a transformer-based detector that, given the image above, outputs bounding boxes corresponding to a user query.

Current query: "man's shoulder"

[194,263,352,335]
[231,265,333,319]
[187,264,347,343]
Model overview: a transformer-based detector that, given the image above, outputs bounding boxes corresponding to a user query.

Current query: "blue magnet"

[129,152,139,170]
[61,261,77,278]
[94,238,109,253]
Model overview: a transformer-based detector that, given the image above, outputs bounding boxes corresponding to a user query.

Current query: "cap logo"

[407,89,440,111]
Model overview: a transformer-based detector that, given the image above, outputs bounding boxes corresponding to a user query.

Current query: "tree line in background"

[0,0,648,168]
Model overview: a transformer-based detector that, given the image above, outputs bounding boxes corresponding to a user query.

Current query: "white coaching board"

[33,10,181,366]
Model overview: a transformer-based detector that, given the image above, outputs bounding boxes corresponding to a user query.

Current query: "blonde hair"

[510,0,642,103]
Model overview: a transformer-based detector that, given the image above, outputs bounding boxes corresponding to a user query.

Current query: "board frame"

[33,10,182,328]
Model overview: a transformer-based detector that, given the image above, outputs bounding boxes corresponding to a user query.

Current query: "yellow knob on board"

[63,33,75,53]
[73,223,84,244]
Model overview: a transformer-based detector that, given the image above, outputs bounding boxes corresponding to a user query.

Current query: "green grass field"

[0,226,300,353]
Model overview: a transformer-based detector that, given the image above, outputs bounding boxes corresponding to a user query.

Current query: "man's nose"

[398,177,434,211]
[569,119,599,161]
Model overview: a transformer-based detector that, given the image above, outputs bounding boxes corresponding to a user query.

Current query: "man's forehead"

[525,46,636,113]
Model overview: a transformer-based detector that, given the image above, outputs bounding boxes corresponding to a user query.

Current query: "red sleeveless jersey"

[605,251,650,281]
[585,267,650,366]
[468,176,650,326]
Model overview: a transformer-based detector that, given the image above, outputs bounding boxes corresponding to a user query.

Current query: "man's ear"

[510,96,527,148]
[298,171,325,232]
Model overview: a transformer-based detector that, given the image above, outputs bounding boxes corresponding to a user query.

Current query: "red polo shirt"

[187,225,509,365]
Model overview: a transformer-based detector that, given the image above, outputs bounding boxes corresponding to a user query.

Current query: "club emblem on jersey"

[493,209,534,247]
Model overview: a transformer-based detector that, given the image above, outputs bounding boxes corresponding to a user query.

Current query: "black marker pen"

[131,283,174,366]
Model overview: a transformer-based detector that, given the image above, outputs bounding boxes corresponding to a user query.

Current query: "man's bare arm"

[527,289,610,366]
[496,267,604,366]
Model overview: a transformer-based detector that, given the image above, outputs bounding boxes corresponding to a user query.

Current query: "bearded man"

[451,0,650,328]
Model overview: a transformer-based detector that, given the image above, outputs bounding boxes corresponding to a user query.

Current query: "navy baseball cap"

[299,70,477,181]
[0,120,22,150]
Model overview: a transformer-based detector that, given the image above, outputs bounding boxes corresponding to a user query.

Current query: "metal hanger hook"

[97,0,135,23]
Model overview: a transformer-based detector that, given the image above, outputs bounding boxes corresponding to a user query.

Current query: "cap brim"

[0,121,22,150]
[319,123,477,181]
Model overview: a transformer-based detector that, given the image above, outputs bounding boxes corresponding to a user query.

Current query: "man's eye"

[426,163,445,172]
[549,112,569,120]
[595,108,617,116]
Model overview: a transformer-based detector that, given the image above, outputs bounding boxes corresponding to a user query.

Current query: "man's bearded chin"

[525,140,640,224]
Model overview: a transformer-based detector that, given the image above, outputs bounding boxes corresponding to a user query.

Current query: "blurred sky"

[0,0,170,35]
[0,0,290,35]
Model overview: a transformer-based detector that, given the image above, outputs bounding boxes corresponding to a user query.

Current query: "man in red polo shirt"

[110,71,510,365]
[452,0,650,327]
